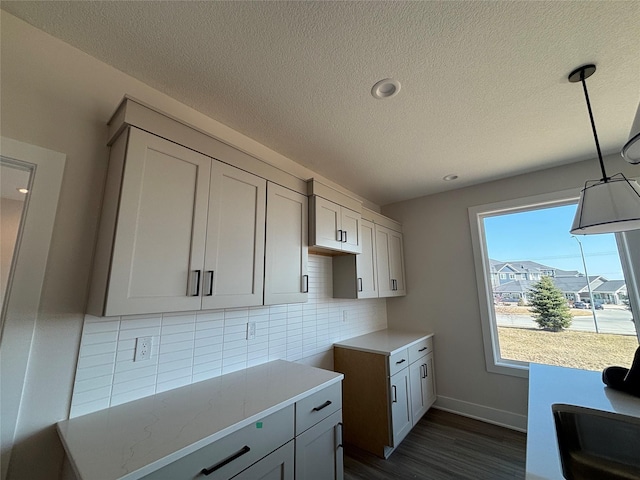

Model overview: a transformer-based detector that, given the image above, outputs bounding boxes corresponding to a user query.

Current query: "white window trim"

[469,188,583,378]
[470,186,640,378]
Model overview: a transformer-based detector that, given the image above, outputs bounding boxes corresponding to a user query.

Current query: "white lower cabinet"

[141,406,294,480]
[390,369,412,446]
[232,441,294,480]
[408,339,437,426]
[295,411,344,480]
[139,384,342,480]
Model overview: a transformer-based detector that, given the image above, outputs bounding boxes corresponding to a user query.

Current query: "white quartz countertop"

[526,363,640,480]
[333,329,433,356]
[57,360,343,480]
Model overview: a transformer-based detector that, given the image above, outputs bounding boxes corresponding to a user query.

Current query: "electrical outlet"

[134,336,152,362]
[247,322,256,340]
[343,310,348,323]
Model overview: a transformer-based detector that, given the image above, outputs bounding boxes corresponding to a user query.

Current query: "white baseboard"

[433,395,527,432]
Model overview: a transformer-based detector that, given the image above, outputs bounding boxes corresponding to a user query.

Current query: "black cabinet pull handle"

[201,445,250,475]
[192,270,201,296]
[343,230,347,243]
[337,229,343,242]
[205,270,214,296]
[418,347,427,352]
[392,385,397,403]
[425,364,428,377]
[357,277,363,292]
[395,358,406,365]
[337,422,344,449]
[312,400,332,412]
[302,275,309,293]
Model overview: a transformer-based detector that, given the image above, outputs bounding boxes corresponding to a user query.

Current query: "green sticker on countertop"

[256,422,263,429]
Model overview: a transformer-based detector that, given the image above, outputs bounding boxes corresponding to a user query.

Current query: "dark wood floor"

[344,408,526,480]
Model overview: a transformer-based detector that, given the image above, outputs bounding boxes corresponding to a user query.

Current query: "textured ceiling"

[2,1,639,206]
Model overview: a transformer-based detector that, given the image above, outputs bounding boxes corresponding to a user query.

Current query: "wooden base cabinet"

[333,331,435,459]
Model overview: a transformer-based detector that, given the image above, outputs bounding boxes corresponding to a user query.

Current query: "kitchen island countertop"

[526,363,640,479]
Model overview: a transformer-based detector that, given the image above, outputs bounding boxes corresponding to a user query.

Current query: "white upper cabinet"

[332,219,378,299]
[90,127,211,316]
[309,196,362,254]
[375,224,407,297]
[203,162,266,310]
[264,183,308,305]
[88,127,268,316]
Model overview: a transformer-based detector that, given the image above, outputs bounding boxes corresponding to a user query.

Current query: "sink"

[552,403,640,480]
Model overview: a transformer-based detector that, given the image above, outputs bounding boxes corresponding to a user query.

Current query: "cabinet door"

[232,441,294,480]
[295,411,344,480]
[375,225,393,297]
[264,183,308,305]
[340,207,362,254]
[424,352,437,408]
[106,128,210,315]
[356,219,378,298]
[388,229,407,295]
[203,162,266,309]
[375,225,406,298]
[310,196,342,250]
[390,369,412,446]
[409,361,428,425]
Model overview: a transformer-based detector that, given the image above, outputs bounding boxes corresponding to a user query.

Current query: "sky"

[484,203,625,280]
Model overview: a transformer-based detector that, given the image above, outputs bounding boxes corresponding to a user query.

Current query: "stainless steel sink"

[552,403,640,480]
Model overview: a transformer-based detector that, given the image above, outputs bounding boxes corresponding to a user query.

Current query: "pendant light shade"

[622,103,640,164]
[570,174,640,234]
[567,64,640,235]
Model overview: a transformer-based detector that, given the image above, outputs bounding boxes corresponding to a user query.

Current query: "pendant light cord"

[579,72,608,181]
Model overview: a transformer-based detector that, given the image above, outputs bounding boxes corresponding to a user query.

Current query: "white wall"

[0,12,385,479]
[382,153,639,430]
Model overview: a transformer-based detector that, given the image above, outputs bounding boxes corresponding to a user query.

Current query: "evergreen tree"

[528,276,572,331]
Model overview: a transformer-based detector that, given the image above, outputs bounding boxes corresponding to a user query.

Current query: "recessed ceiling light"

[443,174,459,181]
[16,188,29,194]
[371,78,401,99]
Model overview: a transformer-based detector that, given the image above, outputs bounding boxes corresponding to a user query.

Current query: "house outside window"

[469,190,639,378]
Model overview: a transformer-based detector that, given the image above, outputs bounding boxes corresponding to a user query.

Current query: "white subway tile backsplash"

[82,319,120,334]
[71,255,387,417]
[118,326,161,341]
[113,364,157,384]
[74,363,115,382]
[70,397,111,418]
[111,385,156,407]
[119,315,162,329]
[112,374,156,397]
[76,352,117,370]
[79,341,117,358]
[156,375,191,394]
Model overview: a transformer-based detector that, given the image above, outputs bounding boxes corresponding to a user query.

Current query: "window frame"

[469,187,640,378]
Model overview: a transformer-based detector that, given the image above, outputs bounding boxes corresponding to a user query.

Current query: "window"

[509,273,515,279]
[469,190,639,378]
[499,273,506,279]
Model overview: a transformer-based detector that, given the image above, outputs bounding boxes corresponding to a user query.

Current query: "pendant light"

[622,102,640,164]
[568,64,640,235]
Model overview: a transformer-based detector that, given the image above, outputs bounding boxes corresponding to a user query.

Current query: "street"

[496,306,637,335]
